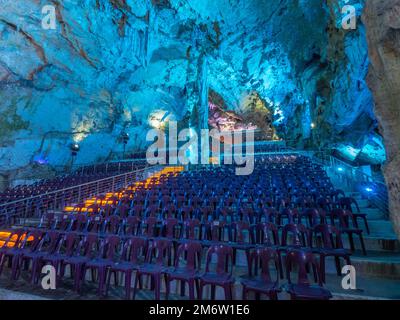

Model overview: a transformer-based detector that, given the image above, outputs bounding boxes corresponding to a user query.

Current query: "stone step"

[358,235,399,252]
[367,220,396,235]
[348,251,400,280]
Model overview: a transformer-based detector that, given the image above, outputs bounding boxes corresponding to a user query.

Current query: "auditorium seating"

[0,155,372,300]
[0,160,148,205]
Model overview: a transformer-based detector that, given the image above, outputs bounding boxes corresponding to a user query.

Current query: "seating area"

[0,155,375,300]
[0,161,148,205]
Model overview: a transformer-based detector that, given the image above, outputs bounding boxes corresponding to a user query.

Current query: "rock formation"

[0,0,383,185]
[363,0,400,238]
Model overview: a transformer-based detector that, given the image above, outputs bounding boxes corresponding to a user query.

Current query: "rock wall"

[363,0,400,238]
[0,0,381,182]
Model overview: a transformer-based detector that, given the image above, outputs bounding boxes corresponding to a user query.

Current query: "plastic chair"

[285,249,332,300]
[133,239,173,300]
[241,247,281,300]
[106,237,148,299]
[61,234,98,292]
[198,244,235,300]
[82,235,121,296]
[165,242,202,300]
[311,224,352,282]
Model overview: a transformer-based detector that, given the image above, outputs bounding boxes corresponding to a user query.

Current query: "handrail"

[0,166,155,209]
[308,150,389,217]
[0,165,163,227]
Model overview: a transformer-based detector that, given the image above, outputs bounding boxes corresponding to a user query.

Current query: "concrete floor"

[0,256,399,300]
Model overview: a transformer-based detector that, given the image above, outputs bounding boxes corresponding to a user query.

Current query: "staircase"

[324,168,400,299]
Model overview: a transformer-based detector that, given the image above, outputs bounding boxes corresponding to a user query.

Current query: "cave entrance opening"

[207,89,280,142]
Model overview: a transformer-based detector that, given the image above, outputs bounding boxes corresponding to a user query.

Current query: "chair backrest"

[18,229,44,251]
[174,242,202,271]
[98,235,120,260]
[57,232,80,256]
[285,249,322,286]
[230,221,253,244]
[339,197,360,213]
[180,206,194,220]
[124,237,148,264]
[125,216,141,235]
[205,244,233,276]
[183,219,201,240]
[249,247,280,282]
[205,221,226,242]
[76,234,98,258]
[37,231,61,254]
[281,224,309,247]
[88,215,103,233]
[143,216,158,237]
[104,215,121,234]
[255,222,279,245]
[146,239,172,266]
[312,224,344,250]
[72,213,88,232]
[162,218,180,239]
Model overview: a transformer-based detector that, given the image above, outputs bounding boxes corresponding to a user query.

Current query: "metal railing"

[0,165,162,228]
[307,150,389,217]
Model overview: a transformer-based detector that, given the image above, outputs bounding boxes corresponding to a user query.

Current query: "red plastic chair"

[311,224,352,282]
[165,242,202,300]
[285,249,332,300]
[82,235,121,296]
[198,244,235,300]
[106,237,148,299]
[241,247,281,300]
[124,216,141,236]
[0,229,43,280]
[18,231,61,284]
[133,239,173,300]
[60,234,98,292]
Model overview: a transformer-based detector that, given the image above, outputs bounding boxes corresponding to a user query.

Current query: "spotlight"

[337,167,344,172]
[70,143,80,156]
[69,143,80,170]
[311,122,316,129]
[121,132,130,159]
[121,132,130,145]
[365,187,373,193]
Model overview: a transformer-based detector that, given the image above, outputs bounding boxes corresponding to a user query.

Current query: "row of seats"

[0,229,333,300]
[0,161,148,204]
[0,154,371,300]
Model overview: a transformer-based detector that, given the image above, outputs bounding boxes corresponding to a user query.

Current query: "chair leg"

[242,286,247,300]
[334,256,341,276]
[165,277,170,300]
[125,271,132,300]
[154,274,161,300]
[348,233,355,251]
[224,284,232,300]
[133,273,140,300]
[359,234,367,256]
[363,218,370,235]
[320,255,326,283]
[198,281,204,300]
[188,279,195,300]
[105,269,112,297]
[211,284,216,300]
[180,280,185,297]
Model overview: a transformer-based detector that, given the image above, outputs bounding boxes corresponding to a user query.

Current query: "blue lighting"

[337,167,344,172]
[365,187,373,193]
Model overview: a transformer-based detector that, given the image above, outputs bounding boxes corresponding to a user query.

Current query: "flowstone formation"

[0,0,382,182]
